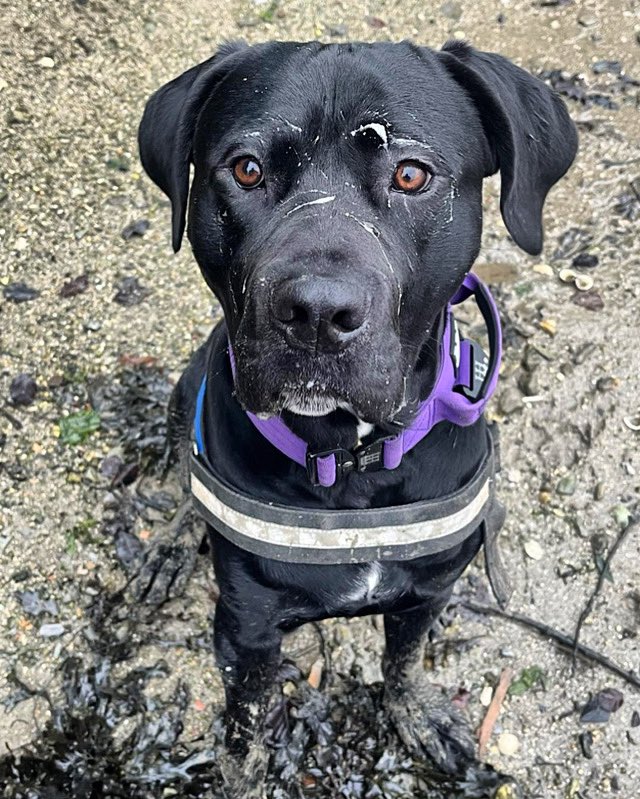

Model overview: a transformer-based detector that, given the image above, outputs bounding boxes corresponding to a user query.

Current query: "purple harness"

[190,273,511,605]
[203,272,501,487]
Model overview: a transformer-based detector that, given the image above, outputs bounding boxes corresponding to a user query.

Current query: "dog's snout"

[271,277,370,352]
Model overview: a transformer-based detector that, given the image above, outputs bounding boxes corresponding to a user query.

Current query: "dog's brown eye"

[392,161,431,193]
[232,156,264,188]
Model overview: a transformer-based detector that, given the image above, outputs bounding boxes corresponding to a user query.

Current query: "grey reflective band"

[190,433,500,566]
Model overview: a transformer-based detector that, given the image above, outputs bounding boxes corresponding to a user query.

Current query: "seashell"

[575,274,594,291]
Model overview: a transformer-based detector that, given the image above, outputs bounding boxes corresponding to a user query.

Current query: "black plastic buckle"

[458,339,490,401]
[306,436,394,485]
[306,447,355,486]
[354,436,394,473]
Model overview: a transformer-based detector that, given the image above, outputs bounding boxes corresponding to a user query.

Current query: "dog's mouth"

[278,382,342,417]
[232,345,407,424]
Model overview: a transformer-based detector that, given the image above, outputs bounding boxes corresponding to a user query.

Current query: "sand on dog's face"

[0,0,638,797]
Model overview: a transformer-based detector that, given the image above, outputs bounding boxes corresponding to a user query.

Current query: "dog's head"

[139,40,576,424]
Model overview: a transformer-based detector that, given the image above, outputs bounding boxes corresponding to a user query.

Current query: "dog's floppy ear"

[437,41,578,255]
[138,41,249,252]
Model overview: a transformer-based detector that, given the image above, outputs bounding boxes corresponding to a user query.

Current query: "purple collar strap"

[195,272,501,488]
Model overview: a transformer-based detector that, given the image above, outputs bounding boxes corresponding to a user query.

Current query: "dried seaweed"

[0,580,517,799]
[89,364,173,470]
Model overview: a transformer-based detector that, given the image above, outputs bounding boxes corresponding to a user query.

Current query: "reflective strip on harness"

[189,432,498,565]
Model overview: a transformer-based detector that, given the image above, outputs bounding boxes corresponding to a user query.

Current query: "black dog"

[139,39,576,793]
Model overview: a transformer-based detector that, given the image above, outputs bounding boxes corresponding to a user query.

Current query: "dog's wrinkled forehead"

[193,43,475,175]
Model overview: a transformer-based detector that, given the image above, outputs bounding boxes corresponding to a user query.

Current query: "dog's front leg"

[214,595,283,795]
[383,596,476,774]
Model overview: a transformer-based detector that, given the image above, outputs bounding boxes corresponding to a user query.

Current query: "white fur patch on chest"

[347,562,384,602]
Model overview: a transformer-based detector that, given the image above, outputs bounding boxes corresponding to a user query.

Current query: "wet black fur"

[139,39,576,784]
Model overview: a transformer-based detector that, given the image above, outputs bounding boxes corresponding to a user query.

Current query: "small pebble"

[480,686,494,707]
[572,253,599,268]
[39,623,65,638]
[578,14,597,27]
[499,387,522,415]
[10,374,37,405]
[533,263,554,276]
[539,319,557,336]
[524,540,544,560]
[579,730,594,759]
[3,281,39,303]
[37,56,55,68]
[556,475,576,496]
[498,732,520,756]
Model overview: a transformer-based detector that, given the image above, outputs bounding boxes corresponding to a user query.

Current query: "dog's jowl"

[139,39,577,793]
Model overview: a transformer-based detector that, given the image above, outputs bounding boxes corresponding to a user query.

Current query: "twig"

[572,520,637,666]
[458,600,640,690]
[477,667,512,758]
[311,621,331,689]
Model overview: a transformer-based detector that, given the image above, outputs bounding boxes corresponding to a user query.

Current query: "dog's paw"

[219,743,269,799]
[385,680,476,775]
[130,503,200,604]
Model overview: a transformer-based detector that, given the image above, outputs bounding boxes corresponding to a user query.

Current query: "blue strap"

[194,376,207,455]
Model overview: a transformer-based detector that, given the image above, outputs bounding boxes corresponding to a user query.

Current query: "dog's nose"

[271,277,370,351]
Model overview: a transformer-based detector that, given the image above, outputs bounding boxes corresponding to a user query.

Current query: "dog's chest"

[345,562,389,604]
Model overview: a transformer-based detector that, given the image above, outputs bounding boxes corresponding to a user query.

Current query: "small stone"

[593,62,621,78]
[499,387,522,415]
[611,504,631,528]
[579,730,594,759]
[594,482,605,501]
[595,376,619,392]
[83,318,102,332]
[572,289,604,311]
[631,710,640,727]
[533,263,554,276]
[497,732,520,756]
[324,23,348,37]
[121,218,150,240]
[550,19,560,29]
[9,374,37,406]
[452,30,466,40]
[3,281,39,303]
[113,276,151,306]
[14,237,28,252]
[480,686,493,707]
[572,253,599,268]
[539,319,557,336]
[37,56,55,68]
[524,540,544,560]
[578,14,597,27]
[7,107,30,124]
[556,475,576,496]
[580,688,624,723]
[59,273,89,298]
[39,622,65,638]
